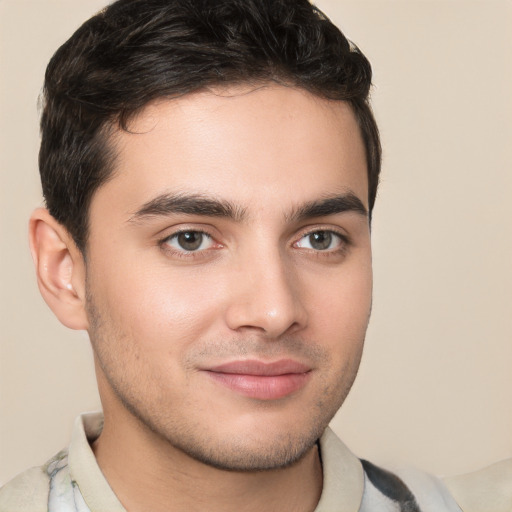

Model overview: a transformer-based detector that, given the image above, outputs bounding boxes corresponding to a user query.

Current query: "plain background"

[0,0,511,487]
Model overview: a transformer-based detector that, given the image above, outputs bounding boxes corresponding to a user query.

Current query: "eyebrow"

[128,191,367,224]
[128,193,247,223]
[287,193,368,222]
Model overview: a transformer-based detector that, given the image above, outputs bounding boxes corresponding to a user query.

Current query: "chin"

[174,428,321,472]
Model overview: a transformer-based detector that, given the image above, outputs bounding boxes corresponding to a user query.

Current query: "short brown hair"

[39,0,381,252]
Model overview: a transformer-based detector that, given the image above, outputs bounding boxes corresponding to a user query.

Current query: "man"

[0,0,509,511]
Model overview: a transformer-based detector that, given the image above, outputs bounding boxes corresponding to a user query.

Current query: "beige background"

[1,0,511,486]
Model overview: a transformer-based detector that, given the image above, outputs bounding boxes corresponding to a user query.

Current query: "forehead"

[94,85,368,219]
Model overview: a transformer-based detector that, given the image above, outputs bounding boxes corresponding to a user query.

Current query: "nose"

[224,250,308,339]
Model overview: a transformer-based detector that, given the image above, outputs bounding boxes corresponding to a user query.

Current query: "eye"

[164,231,214,252]
[295,230,344,251]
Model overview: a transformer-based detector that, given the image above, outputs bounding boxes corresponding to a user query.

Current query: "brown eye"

[308,231,332,250]
[165,231,213,252]
[295,230,344,251]
[177,232,203,251]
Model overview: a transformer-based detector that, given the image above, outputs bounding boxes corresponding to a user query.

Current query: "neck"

[93,407,323,512]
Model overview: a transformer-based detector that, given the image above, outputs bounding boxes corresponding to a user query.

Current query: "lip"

[204,359,312,400]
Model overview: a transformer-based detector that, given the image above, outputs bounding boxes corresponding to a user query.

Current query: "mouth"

[203,359,312,400]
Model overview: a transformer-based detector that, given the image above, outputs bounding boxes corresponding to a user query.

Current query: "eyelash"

[159,229,219,259]
[294,228,351,256]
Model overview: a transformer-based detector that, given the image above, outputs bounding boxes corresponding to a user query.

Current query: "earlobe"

[29,208,89,330]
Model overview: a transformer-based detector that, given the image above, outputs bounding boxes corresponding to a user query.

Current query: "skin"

[30,84,372,512]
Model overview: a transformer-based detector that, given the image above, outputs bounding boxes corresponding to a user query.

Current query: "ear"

[29,208,89,330]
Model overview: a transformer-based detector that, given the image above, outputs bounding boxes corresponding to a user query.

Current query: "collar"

[68,413,364,512]
[314,426,364,511]
[68,412,125,511]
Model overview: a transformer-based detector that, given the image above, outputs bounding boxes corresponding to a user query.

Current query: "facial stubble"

[85,281,365,473]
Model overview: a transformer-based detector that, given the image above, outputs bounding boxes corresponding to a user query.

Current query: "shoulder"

[0,466,50,512]
[360,459,463,512]
[0,449,71,512]
[443,458,512,512]
[317,428,462,512]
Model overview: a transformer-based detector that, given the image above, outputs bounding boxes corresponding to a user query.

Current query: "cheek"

[94,260,226,350]
[308,259,372,347]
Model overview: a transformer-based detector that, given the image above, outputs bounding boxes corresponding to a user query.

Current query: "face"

[84,85,372,471]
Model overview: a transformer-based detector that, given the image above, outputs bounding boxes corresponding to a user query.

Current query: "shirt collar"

[68,413,364,512]
[314,426,364,512]
[68,412,125,511]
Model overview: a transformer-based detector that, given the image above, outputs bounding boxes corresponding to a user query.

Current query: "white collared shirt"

[0,412,509,511]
